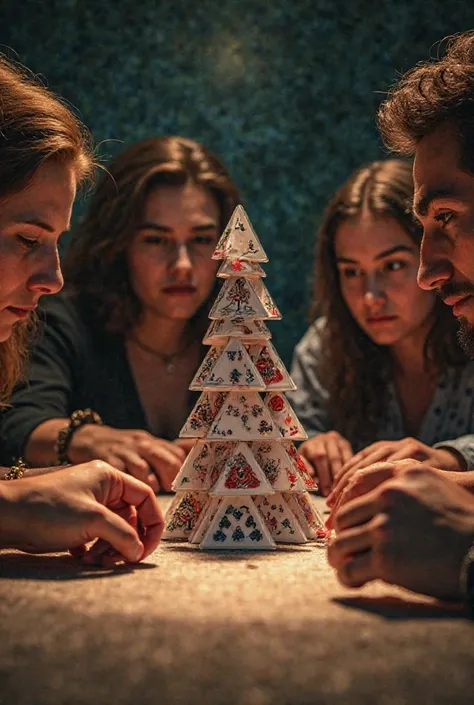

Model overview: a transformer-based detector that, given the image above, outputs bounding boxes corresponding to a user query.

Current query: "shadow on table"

[333,594,472,620]
[166,542,315,561]
[0,552,156,581]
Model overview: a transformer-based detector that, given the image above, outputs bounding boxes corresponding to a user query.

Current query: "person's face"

[414,124,474,355]
[0,160,76,342]
[335,212,436,346]
[127,182,220,324]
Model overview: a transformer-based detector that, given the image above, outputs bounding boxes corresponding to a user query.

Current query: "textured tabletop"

[1,496,473,705]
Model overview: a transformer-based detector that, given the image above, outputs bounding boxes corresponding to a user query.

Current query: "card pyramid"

[217,259,266,278]
[212,205,268,262]
[209,276,268,320]
[202,338,266,391]
[162,490,208,539]
[265,392,308,440]
[207,391,280,441]
[203,318,271,345]
[250,441,305,492]
[200,496,276,550]
[249,342,296,392]
[210,442,274,496]
[254,493,307,544]
[179,391,228,438]
[165,204,326,551]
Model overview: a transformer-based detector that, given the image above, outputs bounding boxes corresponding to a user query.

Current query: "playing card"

[207,391,280,440]
[254,492,307,544]
[264,393,308,440]
[189,346,223,390]
[283,492,327,543]
[162,491,208,540]
[171,441,215,492]
[250,441,305,492]
[217,258,266,278]
[203,318,272,346]
[210,442,274,496]
[188,496,222,544]
[248,342,297,392]
[179,391,228,438]
[202,339,266,391]
[212,205,268,262]
[200,496,276,550]
[283,441,318,492]
[209,277,268,320]
[252,279,282,320]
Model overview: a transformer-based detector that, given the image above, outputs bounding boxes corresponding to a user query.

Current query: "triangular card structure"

[189,347,223,390]
[250,441,305,492]
[209,277,268,320]
[217,259,266,279]
[203,318,271,345]
[212,205,268,262]
[201,339,266,391]
[252,279,282,319]
[200,496,276,550]
[265,393,308,440]
[284,441,318,492]
[254,493,307,544]
[283,492,327,543]
[171,441,215,491]
[207,391,280,441]
[249,342,297,392]
[189,496,221,544]
[210,442,274,496]
[162,491,208,540]
[179,391,228,438]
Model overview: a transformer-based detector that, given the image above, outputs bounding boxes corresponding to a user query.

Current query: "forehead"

[334,213,415,258]
[413,124,474,202]
[142,182,219,223]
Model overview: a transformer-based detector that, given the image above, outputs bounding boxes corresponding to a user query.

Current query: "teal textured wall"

[2,0,474,363]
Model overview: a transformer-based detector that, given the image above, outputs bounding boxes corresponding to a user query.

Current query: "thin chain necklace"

[129,335,193,374]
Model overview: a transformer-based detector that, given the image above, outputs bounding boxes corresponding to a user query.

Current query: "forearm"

[25,418,68,466]
[443,469,474,493]
[0,482,25,549]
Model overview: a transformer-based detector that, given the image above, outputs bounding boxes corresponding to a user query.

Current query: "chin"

[457,319,474,357]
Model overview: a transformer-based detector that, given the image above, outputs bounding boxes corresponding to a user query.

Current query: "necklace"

[129,336,193,374]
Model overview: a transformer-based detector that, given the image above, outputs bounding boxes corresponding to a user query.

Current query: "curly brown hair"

[63,136,241,334]
[378,31,474,171]
[313,159,464,444]
[0,55,94,406]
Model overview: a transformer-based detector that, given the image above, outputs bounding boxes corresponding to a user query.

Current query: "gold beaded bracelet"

[2,457,28,480]
[55,408,103,465]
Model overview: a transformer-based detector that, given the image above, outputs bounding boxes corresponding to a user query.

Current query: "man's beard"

[457,317,474,357]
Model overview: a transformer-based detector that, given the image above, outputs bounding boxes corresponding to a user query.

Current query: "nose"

[364,273,386,308]
[28,247,64,296]
[171,243,193,276]
[417,230,453,291]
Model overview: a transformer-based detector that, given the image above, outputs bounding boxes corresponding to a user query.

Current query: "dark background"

[2,0,473,363]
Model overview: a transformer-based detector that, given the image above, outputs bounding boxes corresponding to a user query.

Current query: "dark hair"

[64,136,240,333]
[378,31,474,173]
[0,55,94,405]
[313,159,464,443]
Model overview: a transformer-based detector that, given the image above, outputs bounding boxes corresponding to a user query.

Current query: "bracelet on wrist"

[2,457,28,481]
[55,408,103,465]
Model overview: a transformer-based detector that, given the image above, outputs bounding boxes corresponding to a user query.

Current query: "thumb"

[83,506,145,564]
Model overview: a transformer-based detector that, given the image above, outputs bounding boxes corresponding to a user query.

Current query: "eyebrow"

[413,187,463,217]
[11,218,68,233]
[137,222,218,233]
[336,245,416,264]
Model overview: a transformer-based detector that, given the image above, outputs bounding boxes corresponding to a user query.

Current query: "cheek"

[340,282,364,318]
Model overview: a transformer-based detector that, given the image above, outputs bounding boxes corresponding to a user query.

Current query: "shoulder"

[294,317,327,360]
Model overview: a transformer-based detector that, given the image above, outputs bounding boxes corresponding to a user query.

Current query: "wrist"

[0,481,27,549]
[56,409,103,464]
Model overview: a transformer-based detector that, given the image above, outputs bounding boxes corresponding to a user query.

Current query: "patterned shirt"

[289,319,474,469]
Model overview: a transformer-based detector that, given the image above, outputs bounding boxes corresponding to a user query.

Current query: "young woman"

[0,136,240,492]
[0,55,162,563]
[290,159,474,496]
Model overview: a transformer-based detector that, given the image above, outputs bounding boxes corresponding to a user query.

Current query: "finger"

[327,525,373,567]
[325,438,346,480]
[140,447,183,490]
[339,439,354,466]
[117,451,159,491]
[333,489,380,533]
[327,467,357,508]
[81,506,145,564]
[336,551,377,588]
[154,439,186,461]
[314,450,332,497]
[69,544,87,558]
[339,447,391,476]
[172,438,196,455]
[118,474,164,558]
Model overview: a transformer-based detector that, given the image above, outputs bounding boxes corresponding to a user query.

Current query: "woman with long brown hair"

[290,159,474,497]
[0,55,162,563]
[0,136,240,492]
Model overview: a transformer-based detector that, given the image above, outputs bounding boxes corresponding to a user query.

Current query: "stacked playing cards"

[163,205,327,550]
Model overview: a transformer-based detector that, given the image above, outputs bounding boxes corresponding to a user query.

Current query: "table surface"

[1,495,473,705]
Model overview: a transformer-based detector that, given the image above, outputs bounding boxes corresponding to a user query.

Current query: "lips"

[161,285,197,295]
[6,306,35,319]
[444,295,473,317]
[366,315,397,324]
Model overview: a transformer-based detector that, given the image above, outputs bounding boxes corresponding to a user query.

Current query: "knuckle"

[378,484,405,507]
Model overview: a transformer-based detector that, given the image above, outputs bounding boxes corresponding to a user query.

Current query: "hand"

[328,464,474,600]
[68,425,186,492]
[298,432,353,496]
[0,460,164,565]
[172,438,197,455]
[327,438,462,508]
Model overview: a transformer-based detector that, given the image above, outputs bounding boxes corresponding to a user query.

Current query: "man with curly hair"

[329,31,474,607]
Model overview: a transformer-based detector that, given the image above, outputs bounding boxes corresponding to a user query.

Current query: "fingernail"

[131,541,144,562]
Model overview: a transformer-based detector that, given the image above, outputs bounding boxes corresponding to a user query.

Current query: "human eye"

[385,260,407,273]
[434,211,454,228]
[193,234,215,246]
[17,234,40,251]
[143,234,167,245]
[340,267,360,279]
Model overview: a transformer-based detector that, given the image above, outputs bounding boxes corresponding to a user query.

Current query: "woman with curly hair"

[290,159,474,497]
[0,136,240,493]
